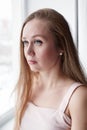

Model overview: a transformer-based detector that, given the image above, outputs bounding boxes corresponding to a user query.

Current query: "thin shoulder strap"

[59,82,82,112]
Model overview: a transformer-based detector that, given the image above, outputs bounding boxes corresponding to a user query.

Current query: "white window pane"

[0,0,23,117]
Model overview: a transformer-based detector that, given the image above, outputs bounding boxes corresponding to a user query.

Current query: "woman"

[14,8,87,130]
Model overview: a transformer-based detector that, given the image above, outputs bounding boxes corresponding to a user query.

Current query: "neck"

[34,68,66,90]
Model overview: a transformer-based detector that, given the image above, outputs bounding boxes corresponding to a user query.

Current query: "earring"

[59,52,63,56]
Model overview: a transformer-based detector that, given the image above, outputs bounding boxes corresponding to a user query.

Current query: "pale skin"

[22,19,87,130]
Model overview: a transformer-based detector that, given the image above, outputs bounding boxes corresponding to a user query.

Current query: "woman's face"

[22,19,60,72]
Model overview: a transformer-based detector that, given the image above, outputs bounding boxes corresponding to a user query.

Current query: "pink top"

[20,82,82,130]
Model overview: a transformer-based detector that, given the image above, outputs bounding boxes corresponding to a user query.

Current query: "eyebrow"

[22,34,48,41]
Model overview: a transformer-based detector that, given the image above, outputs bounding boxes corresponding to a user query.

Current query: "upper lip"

[28,60,37,62]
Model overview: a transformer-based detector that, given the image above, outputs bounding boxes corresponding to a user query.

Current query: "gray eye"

[34,40,42,45]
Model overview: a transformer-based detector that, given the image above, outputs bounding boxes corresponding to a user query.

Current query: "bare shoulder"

[69,85,87,110]
[68,85,87,130]
[70,85,87,104]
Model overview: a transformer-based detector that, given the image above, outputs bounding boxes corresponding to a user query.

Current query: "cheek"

[42,49,51,59]
[37,48,50,59]
[37,47,57,64]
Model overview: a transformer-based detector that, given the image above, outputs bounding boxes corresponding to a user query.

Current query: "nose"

[27,43,35,56]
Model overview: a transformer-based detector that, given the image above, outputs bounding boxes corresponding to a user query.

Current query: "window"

[0,0,25,124]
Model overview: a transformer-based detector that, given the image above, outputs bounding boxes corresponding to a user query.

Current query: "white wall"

[78,0,87,75]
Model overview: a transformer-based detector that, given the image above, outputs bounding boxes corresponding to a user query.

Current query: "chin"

[30,67,40,73]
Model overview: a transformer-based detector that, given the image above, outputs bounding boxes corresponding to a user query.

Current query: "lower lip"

[28,61,37,64]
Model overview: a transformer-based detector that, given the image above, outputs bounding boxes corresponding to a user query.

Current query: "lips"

[28,60,37,64]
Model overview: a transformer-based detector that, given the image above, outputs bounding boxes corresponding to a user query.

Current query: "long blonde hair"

[14,8,87,130]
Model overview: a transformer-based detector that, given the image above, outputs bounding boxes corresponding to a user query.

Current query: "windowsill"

[0,107,14,127]
[0,75,16,127]
[0,86,15,127]
[0,85,15,116]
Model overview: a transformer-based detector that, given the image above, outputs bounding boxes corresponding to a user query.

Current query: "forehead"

[22,19,50,38]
